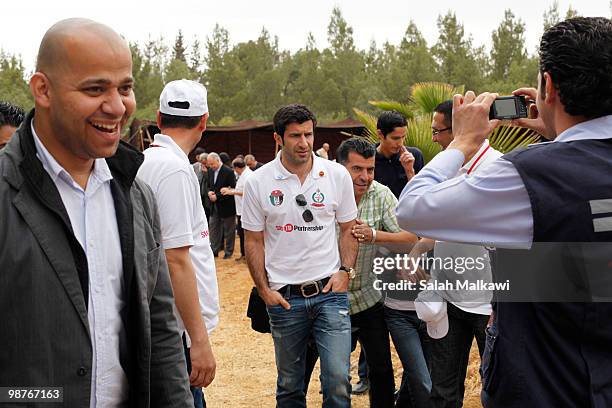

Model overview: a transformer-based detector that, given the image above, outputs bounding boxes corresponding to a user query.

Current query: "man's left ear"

[543,72,557,105]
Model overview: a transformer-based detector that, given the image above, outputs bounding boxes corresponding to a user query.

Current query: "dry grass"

[205,252,483,407]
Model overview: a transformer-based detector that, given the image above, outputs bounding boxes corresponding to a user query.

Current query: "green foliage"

[352,108,378,142]
[432,12,485,90]
[410,82,464,115]
[355,81,538,164]
[489,124,540,153]
[491,10,527,79]
[0,51,33,110]
[406,116,442,163]
[368,101,413,120]
[542,1,580,31]
[0,7,552,126]
[172,30,187,63]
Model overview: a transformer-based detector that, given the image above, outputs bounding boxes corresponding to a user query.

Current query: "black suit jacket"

[208,164,236,218]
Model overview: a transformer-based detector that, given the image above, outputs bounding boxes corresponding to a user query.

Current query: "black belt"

[280,277,331,298]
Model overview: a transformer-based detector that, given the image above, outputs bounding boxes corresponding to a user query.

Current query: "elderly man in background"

[207,152,236,258]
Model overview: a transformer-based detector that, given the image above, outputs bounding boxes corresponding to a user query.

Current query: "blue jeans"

[384,306,431,408]
[267,290,351,408]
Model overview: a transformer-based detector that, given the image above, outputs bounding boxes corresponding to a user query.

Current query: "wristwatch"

[339,265,356,280]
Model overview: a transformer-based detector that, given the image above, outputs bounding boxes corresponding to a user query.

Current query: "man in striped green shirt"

[337,137,417,407]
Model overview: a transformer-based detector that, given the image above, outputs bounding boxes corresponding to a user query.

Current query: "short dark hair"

[219,152,230,165]
[159,112,203,129]
[539,17,612,119]
[433,100,453,128]
[273,104,317,139]
[336,137,376,165]
[376,111,407,137]
[0,102,25,128]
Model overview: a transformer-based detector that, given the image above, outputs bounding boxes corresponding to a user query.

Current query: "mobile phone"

[489,95,528,120]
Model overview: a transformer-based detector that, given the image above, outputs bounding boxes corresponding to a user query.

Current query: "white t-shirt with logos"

[234,166,253,216]
[242,152,357,289]
[137,134,220,335]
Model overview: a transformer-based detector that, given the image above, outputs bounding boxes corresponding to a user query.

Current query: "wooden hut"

[128,118,366,164]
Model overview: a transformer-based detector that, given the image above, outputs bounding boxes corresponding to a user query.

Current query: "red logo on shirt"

[201,230,209,239]
[274,224,294,232]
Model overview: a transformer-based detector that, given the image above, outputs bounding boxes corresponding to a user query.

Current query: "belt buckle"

[300,281,320,298]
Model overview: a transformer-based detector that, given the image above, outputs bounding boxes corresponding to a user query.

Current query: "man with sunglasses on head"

[242,104,358,407]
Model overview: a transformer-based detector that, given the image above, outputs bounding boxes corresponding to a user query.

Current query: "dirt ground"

[205,252,483,407]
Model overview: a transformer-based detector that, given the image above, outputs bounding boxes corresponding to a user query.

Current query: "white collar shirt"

[31,123,128,407]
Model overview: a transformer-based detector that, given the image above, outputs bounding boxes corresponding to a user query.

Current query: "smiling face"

[344,151,375,200]
[32,27,135,165]
[431,111,453,149]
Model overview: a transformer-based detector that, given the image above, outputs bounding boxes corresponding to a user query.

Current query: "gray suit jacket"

[0,112,192,407]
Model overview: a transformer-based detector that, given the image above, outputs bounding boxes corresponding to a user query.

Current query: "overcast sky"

[2,0,611,72]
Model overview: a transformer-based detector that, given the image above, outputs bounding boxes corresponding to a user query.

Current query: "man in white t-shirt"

[137,79,220,408]
[242,104,358,407]
[408,100,501,408]
[220,157,252,260]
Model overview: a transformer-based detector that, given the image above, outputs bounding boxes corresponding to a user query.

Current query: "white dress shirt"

[32,124,128,407]
[396,115,612,248]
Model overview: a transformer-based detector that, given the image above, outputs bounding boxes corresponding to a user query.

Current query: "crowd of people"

[0,14,611,408]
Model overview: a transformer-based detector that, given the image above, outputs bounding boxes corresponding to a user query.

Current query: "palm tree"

[354,81,540,163]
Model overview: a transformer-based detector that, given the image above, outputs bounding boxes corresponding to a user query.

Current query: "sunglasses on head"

[295,194,314,222]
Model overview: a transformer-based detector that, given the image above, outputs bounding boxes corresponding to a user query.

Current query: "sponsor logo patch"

[275,224,324,232]
[311,188,325,208]
[269,190,284,206]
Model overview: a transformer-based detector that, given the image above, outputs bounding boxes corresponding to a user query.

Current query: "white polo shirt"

[137,134,220,335]
[242,152,357,289]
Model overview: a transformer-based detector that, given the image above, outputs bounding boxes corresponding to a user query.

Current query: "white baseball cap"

[159,79,208,116]
[415,291,449,339]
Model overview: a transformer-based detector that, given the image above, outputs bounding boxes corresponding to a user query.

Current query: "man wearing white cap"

[137,79,220,408]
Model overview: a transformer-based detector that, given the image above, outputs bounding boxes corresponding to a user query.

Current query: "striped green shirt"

[348,180,402,315]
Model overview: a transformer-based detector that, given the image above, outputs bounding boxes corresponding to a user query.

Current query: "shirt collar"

[272,151,325,180]
[553,115,612,143]
[31,121,113,187]
[461,139,490,171]
[151,133,190,163]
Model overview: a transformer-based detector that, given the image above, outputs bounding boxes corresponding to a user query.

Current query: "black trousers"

[350,301,395,408]
[236,215,245,257]
[429,303,488,408]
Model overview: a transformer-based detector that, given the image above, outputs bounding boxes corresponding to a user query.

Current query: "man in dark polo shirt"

[374,111,424,198]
